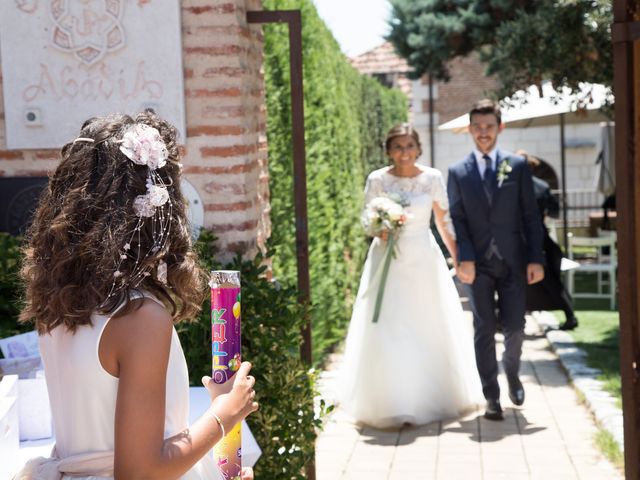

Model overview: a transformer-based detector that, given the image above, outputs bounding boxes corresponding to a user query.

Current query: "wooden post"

[612,4,640,478]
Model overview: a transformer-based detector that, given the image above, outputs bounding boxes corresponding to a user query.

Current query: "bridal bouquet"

[362,193,409,323]
[362,194,408,237]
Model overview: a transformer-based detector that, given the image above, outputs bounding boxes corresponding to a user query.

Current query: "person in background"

[517,149,579,331]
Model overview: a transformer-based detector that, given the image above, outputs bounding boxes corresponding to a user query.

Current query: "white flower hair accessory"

[104,122,174,300]
[133,181,170,218]
[119,124,168,170]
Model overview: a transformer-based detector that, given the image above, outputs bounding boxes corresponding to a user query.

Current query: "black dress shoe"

[508,377,525,406]
[484,399,504,421]
[559,317,579,331]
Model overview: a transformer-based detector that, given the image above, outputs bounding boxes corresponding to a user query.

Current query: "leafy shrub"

[0,234,29,343]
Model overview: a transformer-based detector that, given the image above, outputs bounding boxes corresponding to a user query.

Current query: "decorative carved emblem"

[50,0,125,66]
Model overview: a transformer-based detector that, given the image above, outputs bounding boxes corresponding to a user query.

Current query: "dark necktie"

[483,154,496,200]
[482,154,502,260]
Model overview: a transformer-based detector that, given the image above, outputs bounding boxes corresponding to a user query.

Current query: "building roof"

[350,42,412,75]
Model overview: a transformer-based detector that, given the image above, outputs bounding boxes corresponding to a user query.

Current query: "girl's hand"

[202,362,259,432]
[202,374,233,400]
[378,230,389,242]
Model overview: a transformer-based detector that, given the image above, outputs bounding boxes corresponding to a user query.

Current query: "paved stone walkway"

[315,316,622,479]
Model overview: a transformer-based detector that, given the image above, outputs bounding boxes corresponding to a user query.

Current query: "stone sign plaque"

[0,1,186,149]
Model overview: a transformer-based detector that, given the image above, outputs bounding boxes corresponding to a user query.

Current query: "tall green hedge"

[263,0,407,362]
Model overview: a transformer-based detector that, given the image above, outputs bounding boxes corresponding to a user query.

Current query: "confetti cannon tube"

[210,270,242,479]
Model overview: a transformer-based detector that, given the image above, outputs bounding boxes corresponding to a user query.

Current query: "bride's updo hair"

[384,123,422,156]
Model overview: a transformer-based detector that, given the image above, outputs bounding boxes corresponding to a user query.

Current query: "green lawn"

[558,270,620,407]
[551,296,623,469]
[552,304,621,408]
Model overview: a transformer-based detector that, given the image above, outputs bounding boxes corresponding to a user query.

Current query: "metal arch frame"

[246,9,312,364]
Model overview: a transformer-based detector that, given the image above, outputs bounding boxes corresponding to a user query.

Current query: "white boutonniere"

[496,159,512,187]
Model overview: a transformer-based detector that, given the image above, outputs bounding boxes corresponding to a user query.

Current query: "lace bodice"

[363,166,455,237]
[364,166,448,205]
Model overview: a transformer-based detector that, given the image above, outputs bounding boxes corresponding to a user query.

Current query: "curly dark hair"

[20,111,207,334]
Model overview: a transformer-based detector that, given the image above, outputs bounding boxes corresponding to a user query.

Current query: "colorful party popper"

[210,270,242,479]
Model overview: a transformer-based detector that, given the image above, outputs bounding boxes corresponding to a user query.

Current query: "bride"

[340,123,483,428]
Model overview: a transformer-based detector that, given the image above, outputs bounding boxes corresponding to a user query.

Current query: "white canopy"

[438,83,612,132]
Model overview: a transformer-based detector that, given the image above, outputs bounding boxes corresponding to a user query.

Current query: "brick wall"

[181,0,268,260]
[435,53,498,124]
[0,0,269,262]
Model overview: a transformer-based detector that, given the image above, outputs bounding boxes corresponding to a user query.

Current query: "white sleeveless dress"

[340,166,483,428]
[38,293,221,480]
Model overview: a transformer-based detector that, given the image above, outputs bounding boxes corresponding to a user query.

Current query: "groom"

[447,99,544,420]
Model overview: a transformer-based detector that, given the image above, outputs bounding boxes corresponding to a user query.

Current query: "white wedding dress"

[340,165,483,428]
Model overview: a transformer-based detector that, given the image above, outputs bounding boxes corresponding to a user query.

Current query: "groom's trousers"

[468,256,526,401]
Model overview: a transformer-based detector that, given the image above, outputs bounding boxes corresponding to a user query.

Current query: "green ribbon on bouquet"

[371,233,396,323]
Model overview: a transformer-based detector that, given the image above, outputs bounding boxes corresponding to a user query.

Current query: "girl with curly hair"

[16,111,257,480]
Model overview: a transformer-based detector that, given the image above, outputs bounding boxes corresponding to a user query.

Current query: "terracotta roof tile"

[350,42,412,74]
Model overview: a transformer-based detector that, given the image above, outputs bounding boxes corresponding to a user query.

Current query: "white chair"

[566,231,617,309]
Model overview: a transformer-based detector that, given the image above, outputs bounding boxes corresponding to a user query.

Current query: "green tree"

[388,0,613,101]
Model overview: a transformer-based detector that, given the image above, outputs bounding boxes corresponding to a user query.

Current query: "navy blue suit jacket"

[447,150,544,271]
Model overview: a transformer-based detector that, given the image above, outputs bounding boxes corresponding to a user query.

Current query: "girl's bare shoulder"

[108,299,173,352]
